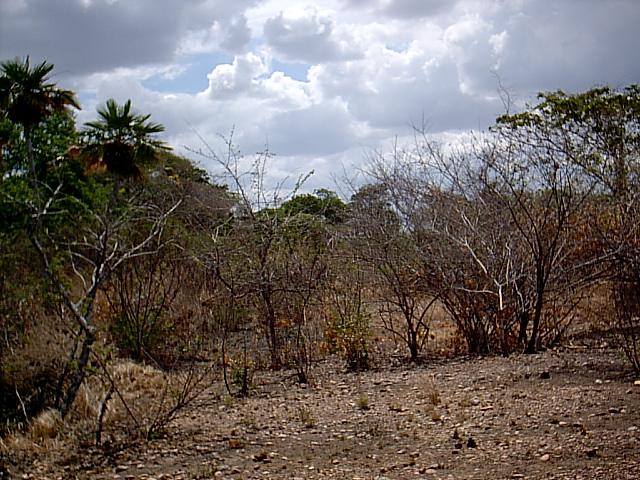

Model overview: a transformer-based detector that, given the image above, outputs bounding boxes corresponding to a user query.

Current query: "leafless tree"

[366,124,599,355]
[191,133,329,376]
[30,182,181,417]
[348,179,437,361]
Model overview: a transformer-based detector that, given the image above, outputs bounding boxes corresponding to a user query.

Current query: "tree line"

[1,56,639,441]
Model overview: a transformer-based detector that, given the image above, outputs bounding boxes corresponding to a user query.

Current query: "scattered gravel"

[5,347,640,479]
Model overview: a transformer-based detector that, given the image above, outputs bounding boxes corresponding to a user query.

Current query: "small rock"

[585,448,598,458]
[228,439,244,449]
[540,454,550,462]
[539,371,551,380]
[454,442,463,449]
[595,379,603,385]
[634,380,640,386]
[467,437,477,448]
[252,452,268,462]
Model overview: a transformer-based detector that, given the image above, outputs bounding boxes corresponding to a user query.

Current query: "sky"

[2,0,639,195]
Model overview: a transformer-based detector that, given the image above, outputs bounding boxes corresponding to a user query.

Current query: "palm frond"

[0,56,80,127]
[80,98,169,180]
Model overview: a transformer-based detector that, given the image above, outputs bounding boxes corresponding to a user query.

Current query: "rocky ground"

[4,344,640,480]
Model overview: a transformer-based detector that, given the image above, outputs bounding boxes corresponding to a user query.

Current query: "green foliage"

[231,362,253,395]
[161,151,214,184]
[326,310,371,371]
[0,115,20,174]
[81,98,168,180]
[280,188,347,223]
[325,266,372,372]
[496,85,640,200]
[0,110,77,174]
[0,106,104,240]
[0,56,79,130]
[497,85,640,131]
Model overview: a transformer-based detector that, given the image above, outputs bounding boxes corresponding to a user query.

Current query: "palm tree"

[0,56,80,179]
[81,98,169,203]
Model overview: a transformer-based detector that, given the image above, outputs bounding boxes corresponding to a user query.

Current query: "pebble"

[540,454,550,462]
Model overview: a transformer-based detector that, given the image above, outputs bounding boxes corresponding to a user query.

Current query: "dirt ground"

[4,343,640,480]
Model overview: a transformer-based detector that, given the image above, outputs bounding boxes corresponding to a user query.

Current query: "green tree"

[496,85,640,201]
[0,56,80,180]
[281,189,347,223]
[81,98,168,202]
[23,100,177,418]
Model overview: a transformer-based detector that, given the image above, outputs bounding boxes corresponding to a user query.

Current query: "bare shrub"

[612,280,640,373]
[85,358,214,443]
[347,182,436,361]
[0,308,73,434]
[365,124,600,356]
[610,207,640,373]
[105,246,183,365]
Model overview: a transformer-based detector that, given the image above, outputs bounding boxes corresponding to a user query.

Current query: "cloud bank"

[2,0,639,193]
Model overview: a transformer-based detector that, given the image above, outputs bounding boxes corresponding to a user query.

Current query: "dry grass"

[1,358,208,472]
[0,409,65,461]
[356,392,370,410]
[27,409,62,440]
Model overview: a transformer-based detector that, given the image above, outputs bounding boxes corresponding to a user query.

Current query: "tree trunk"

[24,124,36,180]
[526,280,545,354]
[262,289,279,368]
[110,173,122,208]
[60,328,96,418]
[408,326,419,361]
[517,310,529,349]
